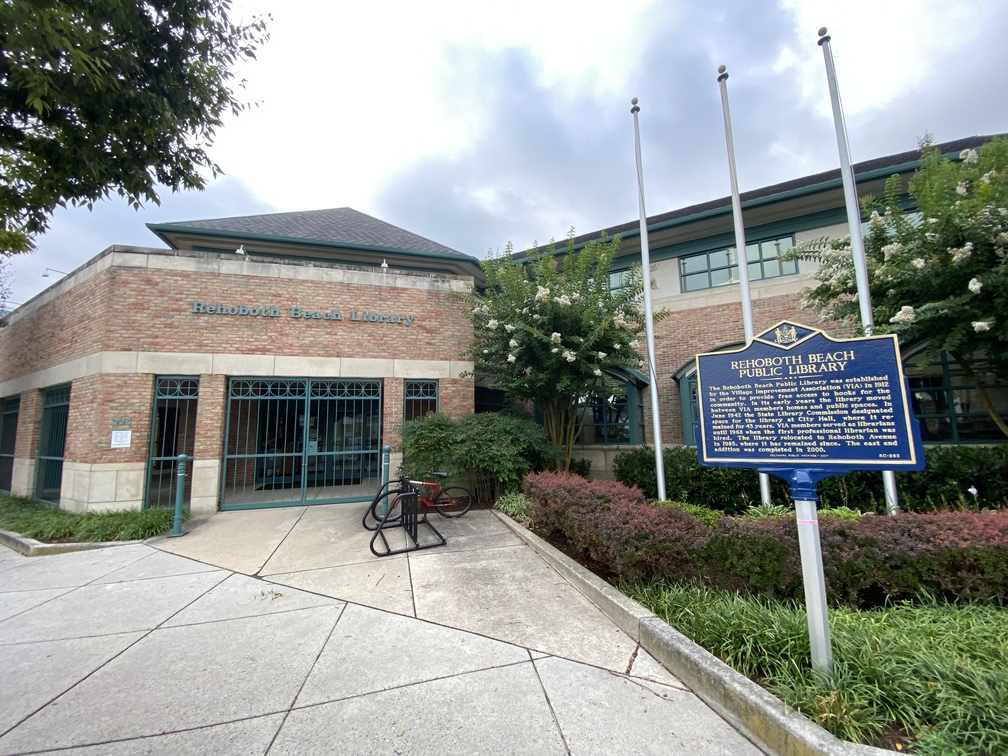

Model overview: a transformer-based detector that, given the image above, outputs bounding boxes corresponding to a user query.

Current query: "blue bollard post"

[168,453,188,538]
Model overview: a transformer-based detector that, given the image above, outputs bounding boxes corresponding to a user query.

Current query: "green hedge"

[524,471,1008,608]
[612,444,1008,513]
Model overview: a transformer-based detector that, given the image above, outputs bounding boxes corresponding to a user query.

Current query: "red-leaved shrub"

[523,471,1008,608]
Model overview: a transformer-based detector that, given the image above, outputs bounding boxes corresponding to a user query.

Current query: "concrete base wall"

[10,458,34,498]
[60,462,146,512]
[190,459,221,515]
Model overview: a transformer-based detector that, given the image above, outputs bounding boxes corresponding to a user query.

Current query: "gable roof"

[147,207,472,259]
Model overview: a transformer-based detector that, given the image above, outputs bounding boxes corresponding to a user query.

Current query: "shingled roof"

[148,207,470,258]
[546,134,999,254]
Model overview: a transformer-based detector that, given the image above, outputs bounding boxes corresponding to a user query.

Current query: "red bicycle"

[362,472,473,531]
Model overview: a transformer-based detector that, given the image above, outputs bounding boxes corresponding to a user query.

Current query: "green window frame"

[679,235,797,293]
[576,371,647,446]
[905,350,1007,444]
[404,379,438,422]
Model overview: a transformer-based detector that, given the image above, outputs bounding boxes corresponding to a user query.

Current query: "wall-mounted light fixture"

[42,267,69,278]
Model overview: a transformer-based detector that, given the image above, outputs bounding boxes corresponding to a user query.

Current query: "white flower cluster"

[507,354,516,363]
[509,339,518,348]
[563,350,576,363]
[593,368,602,377]
[551,332,562,343]
[960,148,979,164]
[505,324,515,332]
[487,319,498,330]
[554,294,572,306]
[535,286,550,301]
[912,258,926,269]
[597,351,607,359]
[882,242,903,261]
[614,313,627,327]
[968,278,983,294]
[950,242,973,262]
[956,182,969,197]
[981,171,995,184]
[869,210,885,230]
[890,305,916,325]
[973,321,992,332]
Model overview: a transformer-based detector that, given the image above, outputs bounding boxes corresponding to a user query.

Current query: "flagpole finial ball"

[717,65,726,74]
[631,97,638,105]
[818,27,828,37]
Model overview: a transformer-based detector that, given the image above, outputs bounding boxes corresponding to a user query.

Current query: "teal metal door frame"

[0,396,20,492]
[36,384,71,505]
[145,377,200,509]
[221,378,383,510]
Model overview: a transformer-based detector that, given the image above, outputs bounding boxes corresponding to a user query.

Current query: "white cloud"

[9,0,1008,306]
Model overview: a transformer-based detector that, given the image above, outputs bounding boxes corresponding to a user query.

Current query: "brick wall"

[64,374,153,465]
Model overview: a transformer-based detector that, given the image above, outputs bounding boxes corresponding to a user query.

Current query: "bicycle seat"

[431,471,449,478]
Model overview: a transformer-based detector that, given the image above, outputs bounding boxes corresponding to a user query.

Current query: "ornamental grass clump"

[0,494,178,542]
[624,581,1008,755]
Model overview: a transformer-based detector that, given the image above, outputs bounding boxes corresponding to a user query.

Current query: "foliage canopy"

[0,0,270,254]
[788,137,1008,435]
[461,234,655,469]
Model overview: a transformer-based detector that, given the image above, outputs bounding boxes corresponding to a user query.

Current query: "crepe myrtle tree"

[787,136,1008,436]
[461,233,657,471]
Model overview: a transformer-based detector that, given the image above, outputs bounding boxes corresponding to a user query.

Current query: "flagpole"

[818,27,900,515]
[717,65,772,507]
[630,98,667,502]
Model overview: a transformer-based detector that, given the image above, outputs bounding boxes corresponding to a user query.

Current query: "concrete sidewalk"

[0,505,763,755]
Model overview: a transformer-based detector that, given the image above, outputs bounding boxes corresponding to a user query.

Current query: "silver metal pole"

[818,28,899,515]
[630,98,667,501]
[796,499,833,679]
[718,65,772,507]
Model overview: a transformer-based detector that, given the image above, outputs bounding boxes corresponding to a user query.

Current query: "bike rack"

[369,485,447,557]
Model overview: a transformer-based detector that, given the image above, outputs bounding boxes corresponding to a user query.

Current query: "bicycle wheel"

[432,485,473,518]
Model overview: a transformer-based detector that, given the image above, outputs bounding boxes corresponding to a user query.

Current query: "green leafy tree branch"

[0,0,270,254]
[460,233,660,470]
[787,137,1008,436]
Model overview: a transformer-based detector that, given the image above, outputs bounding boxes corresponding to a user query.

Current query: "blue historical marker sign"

[696,321,924,473]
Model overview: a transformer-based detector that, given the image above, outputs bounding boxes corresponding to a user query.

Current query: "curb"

[493,511,890,756]
[0,528,142,557]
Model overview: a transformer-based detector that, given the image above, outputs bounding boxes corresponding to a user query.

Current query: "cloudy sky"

[5,0,1007,307]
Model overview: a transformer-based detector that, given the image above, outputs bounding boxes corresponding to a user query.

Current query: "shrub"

[402,412,558,503]
[523,472,1008,608]
[657,500,722,527]
[613,444,1008,513]
[895,444,1008,511]
[401,412,457,477]
[613,446,788,514]
[523,471,708,582]
[568,457,592,478]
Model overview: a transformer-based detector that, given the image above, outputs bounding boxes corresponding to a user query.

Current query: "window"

[575,371,647,445]
[404,380,438,422]
[0,396,20,491]
[609,269,631,292]
[905,351,1008,444]
[679,235,797,293]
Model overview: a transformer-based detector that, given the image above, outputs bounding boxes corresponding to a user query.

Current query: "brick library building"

[0,136,1003,513]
